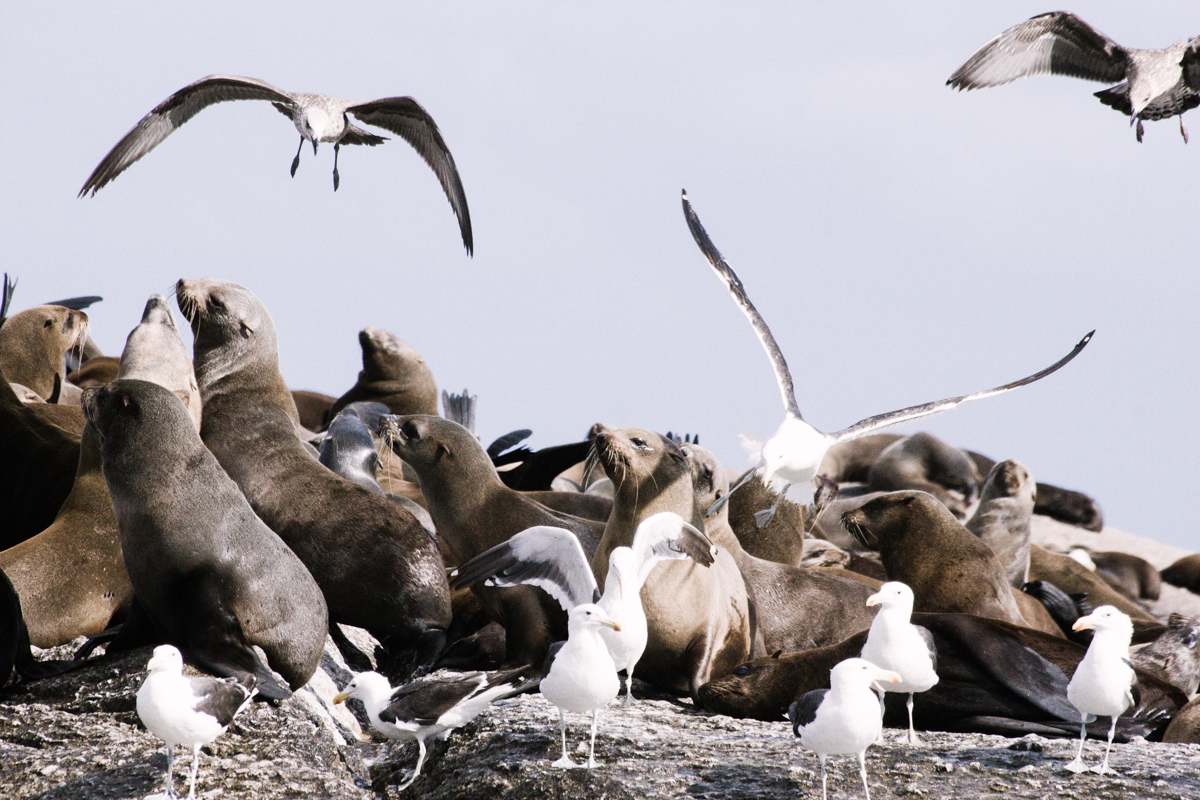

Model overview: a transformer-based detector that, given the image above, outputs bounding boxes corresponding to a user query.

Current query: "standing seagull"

[539,603,622,768]
[333,668,533,790]
[1066,605,1137,775]
[947,12,1200,143]
[789,658,903,800]
[449,511,716,703]
[859,582,939,745]
[135,644,255,800]
[681,191,1092,527]
[79,74,473,253]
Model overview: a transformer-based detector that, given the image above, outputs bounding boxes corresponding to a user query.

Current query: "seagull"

[135,644,255,800]
[539,603,622,768]
[333,668,532,790]
[946,12,1200,143]
[79,74,473,253]
[449,511,716,703]
[681,190,1093,528]
[1065,605,1137,775]
[788,658,903,800]
[859,582,939,745]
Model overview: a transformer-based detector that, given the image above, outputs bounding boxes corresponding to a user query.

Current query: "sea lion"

[725,468,806,567]
[1161,554,1200,595]
[698,612,1185,741]
[1088,550,1162,602]
[686,443,875,655]
[1028,545,1164,642]
[291,389,336,432]
[379,413,603,667]
[66,355,120,389]
[841,492,1029,628]
[319,410,386,495]
[817,434,903,483]
[325,326,439,426]
[590,426,753,696]
[0,567,85,686]
[177,278,451,675]
[967,451,1103,531]
[521,490,612,523]
[867,432,981,519]
[965,460,1036,587]
[117,295,201,433]
[1131,613,1200,697]
[0,304,89,403]
[84,379,328,696]
[1163,695,1200,743]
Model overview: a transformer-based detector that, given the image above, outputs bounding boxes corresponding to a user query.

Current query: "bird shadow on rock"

[687,763,801,800]
[23,761,159,800]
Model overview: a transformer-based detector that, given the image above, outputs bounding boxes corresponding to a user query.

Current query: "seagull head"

[333,671,393,706]
[146,644,185,674]
[866,581,915,614]
[569,603,621,633]
[1072,605,1134,639]
[831,658,902,692]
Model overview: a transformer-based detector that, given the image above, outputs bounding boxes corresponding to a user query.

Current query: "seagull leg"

[290,137,305,178]
[164,744,176,799]
[1091,717,1117,775]
[332,143,341,191]
[186,743,199,800]
[753,484,789,529]
[551,709,577,768]
[873,687,886,744]
[586,709,601,768]
[619,670,635,706]
[858,751,872,800]
[817,754,828,800]
[1065,715,1088,773]
[1181,116,1189,144]
[396,738,426,790]
[707,469,756,518]
[1136,119,1145,143]
[905,693,923,746]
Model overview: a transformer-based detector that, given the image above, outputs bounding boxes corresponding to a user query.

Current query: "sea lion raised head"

[119,295,201,433]
[0,305,89,402]
[325,327,439,424]
[966,459,1036,588]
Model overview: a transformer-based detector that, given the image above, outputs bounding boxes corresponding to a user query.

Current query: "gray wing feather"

[682,191,800,419]
[448,526,599,611]
[916,625,938,674]
[190,676,254,727]
[347,97,473,254]
[788,689,828,733]
[630,518,716,586]
[541,641,567,682]
[947,12,1127,90]
[832,330,1093,444]
[80,75,296,196]
[339,122,388,147]
[1184,41,1200,91]
[379,673,488,726]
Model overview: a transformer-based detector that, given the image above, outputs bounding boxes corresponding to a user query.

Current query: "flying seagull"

[947,12,1200,143]
[79,74,473,253]
[682,190,1093,527]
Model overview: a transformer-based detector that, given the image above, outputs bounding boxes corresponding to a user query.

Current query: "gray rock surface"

[5,638,1200,800]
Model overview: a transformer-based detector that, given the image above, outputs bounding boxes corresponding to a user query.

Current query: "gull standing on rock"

[947,12,1200,143]
[789,658,903,800]
[333,669,533,790]
[136,645,255,800]
[79,74,473,253]
[859,582,939,745]
[1066,605,1137,775]
[449,511,716,703]
[682,190,1093,527]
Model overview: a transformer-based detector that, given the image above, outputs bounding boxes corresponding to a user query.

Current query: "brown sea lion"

[867,432,981,519]
[686,444,875,655]
[725,468,806,567]
[1028,545,1164,642]
[0,305,89,403]
[291,389,336,432]
[1131,613,1200,697]
[1163,695,1200,743]
[1161,554,1200,595]
[590,426,753,696]
[84,379,328,697]
[1089,550,1162,601]
[965,459,1036,587]
[177,278,451,675]
[66,356,120,389]
[380,413,603,667]
[325,326,438,426]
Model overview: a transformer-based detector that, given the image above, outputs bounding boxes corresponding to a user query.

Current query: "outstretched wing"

[80,75,296,196]
[947,12,1127,90]
[832,331,1093,444]
[630,511,716,585]
[682,191,800,418]
[448,525,599,611]
[348,97,473,254]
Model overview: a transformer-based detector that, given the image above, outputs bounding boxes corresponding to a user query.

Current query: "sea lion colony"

[5,13,1200,797]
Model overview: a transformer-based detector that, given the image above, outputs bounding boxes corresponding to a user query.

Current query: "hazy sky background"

[3,3,1197,550]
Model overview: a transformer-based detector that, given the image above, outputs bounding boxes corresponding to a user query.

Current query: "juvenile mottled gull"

[135,644,254,800]
[947,12,1200,143]
[682,190,1093,528]
[79,74,473,253]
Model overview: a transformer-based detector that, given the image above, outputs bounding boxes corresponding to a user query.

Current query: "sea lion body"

[867,432,981,519]
[326,326,438,425]
[1089,550,1162,601]
[1162,555,1200,595]
[965,460,1035,587]
[66,356,120,389]
[177,278,451,673]
[1028,545,1164,642]
[0,305,89,402]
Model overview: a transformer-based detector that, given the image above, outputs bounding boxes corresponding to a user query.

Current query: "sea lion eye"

[209,297,226,311]
[733,664,751,676]
[402,421,420,440]
[630,437,649,450]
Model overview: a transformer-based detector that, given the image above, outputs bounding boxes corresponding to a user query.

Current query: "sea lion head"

[590,426,690,499]
[840,490,940,550]
[175,277,278,388]
[119,294,201,433]
[380,414,489,482]
[83,378,196,478]
[0,304,90,401]
[695,651,794,718]
[358,327,428,381]
[682,443,729,513]
[978,459,1036,506]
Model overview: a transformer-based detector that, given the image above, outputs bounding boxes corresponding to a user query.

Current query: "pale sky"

[4,2,1198,550]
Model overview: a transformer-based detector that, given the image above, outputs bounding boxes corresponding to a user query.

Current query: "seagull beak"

[1072,615,1095,632]
[600,618,621,632]
[333,690,351,704]
[876,669,903,684]
[146,655,162,670]
[866,593,880,607]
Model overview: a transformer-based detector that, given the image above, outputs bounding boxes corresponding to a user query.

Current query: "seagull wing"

[80,74,296,197]
[380,673,489,726]
[788,688,828,733]
[0,274,15,327]
[448,525,599,611]
[915,625,938,674]
[1184,40,1200,91]
[630,514,717,586]
[682,191,800,419]
[947,12,1127,90]
[189,675,255,727]
[831,331,1093,444]
[347,97,473,254]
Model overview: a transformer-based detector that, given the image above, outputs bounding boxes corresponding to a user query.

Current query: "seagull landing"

[79,74,473,253]
[682,190,1092,527]
[947,12,1200,143]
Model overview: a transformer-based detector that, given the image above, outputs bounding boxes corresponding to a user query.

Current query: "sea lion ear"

[771,650,782,659]
[239,321,254,339]
[174,390,191,408]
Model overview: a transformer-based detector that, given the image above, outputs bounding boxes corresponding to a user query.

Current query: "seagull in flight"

[79,74,473,253]
[682,190,1093,527]
[947,12,1200,143]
